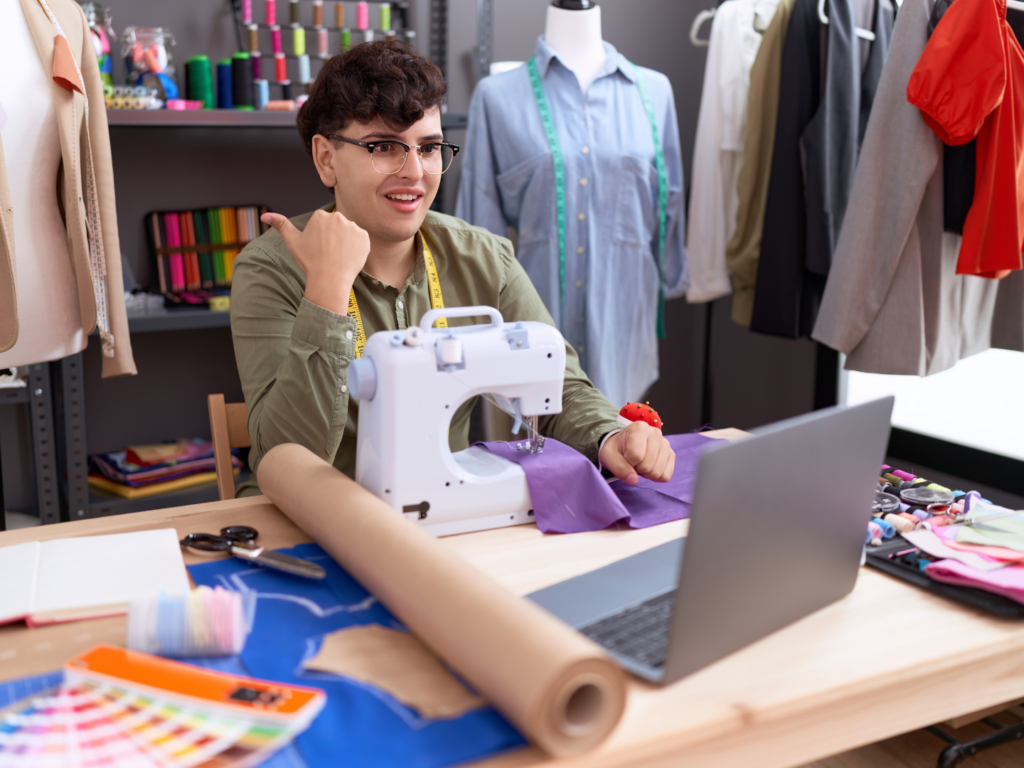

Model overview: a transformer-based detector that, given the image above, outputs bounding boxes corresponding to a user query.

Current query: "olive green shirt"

[231,207,621,496]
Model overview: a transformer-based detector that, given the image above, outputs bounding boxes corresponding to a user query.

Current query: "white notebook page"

[0,542,40,624]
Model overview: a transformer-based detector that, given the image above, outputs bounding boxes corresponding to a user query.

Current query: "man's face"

[322,107,443,244]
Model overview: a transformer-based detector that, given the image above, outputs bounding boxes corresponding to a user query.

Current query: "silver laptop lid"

[661,397,894,684]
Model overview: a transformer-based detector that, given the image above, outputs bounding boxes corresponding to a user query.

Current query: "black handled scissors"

[180,525,326,580]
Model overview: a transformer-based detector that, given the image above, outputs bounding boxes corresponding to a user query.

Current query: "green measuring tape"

[526,56,668,339]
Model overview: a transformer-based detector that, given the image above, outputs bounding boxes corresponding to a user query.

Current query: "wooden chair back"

[207,394,252,501]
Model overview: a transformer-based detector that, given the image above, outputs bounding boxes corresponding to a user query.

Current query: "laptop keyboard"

[578,591,675,670]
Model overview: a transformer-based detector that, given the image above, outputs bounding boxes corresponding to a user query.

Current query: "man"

[231,40,674,497]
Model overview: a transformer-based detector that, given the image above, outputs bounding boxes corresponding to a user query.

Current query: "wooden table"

[2,432,1023,768]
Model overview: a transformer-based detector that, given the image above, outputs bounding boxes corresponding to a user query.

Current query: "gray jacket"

[812,0,1022,375]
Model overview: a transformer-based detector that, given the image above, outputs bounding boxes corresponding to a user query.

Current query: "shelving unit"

[126,308,232,333]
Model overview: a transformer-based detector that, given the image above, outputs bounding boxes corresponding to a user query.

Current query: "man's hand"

[261,209,371,315]
[599,421,675,485]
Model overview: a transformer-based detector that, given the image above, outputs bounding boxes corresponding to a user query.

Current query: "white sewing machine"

[347,306,565,537]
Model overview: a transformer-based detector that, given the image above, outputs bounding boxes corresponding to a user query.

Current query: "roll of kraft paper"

[258,443,627,757]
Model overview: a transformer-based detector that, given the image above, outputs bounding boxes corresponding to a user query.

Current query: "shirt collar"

[532,36,635,83]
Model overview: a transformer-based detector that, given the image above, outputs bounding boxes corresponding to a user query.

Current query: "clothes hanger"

[817,0,877,40]
[1009,0,1024,12]
[689,7,716,47]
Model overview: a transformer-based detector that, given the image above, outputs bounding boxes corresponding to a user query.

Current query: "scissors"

[180,525,326,580]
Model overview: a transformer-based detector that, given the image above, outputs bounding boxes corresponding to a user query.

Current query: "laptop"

[527,397,894,685]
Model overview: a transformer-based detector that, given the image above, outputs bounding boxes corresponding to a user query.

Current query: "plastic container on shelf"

[77,2,116,88]
[121,26,178,102]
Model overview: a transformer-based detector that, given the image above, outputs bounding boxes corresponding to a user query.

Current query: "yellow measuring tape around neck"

[348,234,447,358]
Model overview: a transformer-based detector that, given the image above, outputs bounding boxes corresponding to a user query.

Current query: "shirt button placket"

[395,295,407,329]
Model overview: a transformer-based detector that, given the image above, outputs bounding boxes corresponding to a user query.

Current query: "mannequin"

[544,0,606,94]
[0,2,86,369]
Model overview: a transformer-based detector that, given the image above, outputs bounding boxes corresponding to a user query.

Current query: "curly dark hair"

[296,40,447,156]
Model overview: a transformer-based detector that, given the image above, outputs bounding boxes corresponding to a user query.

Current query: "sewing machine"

[348,306,566,536]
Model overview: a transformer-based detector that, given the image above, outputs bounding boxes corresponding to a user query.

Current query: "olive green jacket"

[231,207,621,496]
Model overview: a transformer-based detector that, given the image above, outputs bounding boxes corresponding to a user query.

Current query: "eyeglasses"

[327,135,460,175]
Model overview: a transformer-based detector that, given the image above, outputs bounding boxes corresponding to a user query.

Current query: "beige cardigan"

[0,0,134,377]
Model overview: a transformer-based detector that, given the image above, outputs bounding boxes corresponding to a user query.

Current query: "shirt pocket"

[496,152,555,246]
[613,154,657,246]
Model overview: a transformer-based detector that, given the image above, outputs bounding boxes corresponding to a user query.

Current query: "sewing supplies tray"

[866,537,1024,618]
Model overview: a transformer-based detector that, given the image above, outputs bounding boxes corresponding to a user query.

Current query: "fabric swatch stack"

[88,438,241,499]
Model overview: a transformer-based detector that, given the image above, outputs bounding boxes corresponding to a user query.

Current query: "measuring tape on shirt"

[526,56,668,339]
[348,235,447,358]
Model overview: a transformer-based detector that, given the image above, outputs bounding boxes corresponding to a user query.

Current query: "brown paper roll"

[258,443,626,757]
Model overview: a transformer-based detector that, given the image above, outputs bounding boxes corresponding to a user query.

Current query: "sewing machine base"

[409,508,536,538]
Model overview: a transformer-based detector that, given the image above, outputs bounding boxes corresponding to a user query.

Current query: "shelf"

[89,471,251,517]
[106,109,469,130]
[126,307,232,333]
[0,386,29,406]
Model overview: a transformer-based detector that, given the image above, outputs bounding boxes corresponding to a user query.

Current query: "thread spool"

[254,78,270,109]
[335,1,345,27]
[242,0,253,23]
[386,28,397,40]
[341,28,352,50]
[266,98,295,110]
[265,0,277,25]
[891,469,916,482]
[271,25,283,54]
[963,490,982,515]
[318,27,329,56]
[871,517,896,539]
[909,508,932,521]
[380,2,391,29]
[251,50,262,79]
[281,79,293,100]
[248,23,259,52]
[127,586,253,658]
[363,28,373,43]
[313,0,324,27]
[290,0,300,24]
[897,512,920,528]
[297,53,311,83]
[293,25,306,55]
[867,521,883,546]
[884,513,915,535]
[274,52,287,82]
[356,1,369,29]
[232,52,254,109]
[216,58,233,108]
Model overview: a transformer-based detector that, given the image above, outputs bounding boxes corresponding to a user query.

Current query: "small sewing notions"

[900,487,955,506]
[872,492,900,514]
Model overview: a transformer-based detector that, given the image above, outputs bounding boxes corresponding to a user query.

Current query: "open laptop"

[527,397,894,685]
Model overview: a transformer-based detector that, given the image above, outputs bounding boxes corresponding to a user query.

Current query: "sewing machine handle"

[420,306,504,332]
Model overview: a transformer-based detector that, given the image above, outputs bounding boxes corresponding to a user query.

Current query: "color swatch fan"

[0,646,325,767]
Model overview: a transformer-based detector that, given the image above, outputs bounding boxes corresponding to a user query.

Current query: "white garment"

[0,2,86,369]
[685,0,777,304]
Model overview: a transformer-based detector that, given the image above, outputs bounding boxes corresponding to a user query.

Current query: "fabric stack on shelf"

[88,438,242,499]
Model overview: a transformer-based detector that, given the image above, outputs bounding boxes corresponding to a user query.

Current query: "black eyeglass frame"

[325,134,460,175]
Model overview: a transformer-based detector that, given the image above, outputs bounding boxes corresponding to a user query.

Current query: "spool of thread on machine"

[127,586,253,658]
[356,1,369,29]
[265,0,277,25]
[185,55,213,108]
[232,52,255,110]
[216,58,233,108]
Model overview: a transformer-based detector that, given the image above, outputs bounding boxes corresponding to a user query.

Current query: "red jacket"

[908,0,1024,278]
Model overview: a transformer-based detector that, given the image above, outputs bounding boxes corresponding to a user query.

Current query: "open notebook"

[0,529,190,627]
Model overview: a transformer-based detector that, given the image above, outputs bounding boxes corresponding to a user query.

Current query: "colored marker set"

[127,586,254,658]
[0,646,325,768]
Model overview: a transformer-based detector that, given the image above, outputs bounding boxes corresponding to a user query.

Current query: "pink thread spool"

[271,25,283,54]
[242,0,253,23]
[274,52,287,82]
[356,1,369,30]
[318,27,329,57]
[265,0,277,25]
[867,521,883,546]
[251,51,262,79]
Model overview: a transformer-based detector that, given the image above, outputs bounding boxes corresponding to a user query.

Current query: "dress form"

[0,2,86,370]
[544,2,606,94]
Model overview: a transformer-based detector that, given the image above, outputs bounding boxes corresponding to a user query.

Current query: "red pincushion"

[617,402,663,430]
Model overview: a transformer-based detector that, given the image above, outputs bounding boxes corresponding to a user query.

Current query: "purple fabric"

[478,433,722,533]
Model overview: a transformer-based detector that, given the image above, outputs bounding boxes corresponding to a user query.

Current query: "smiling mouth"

[386,193,421,201]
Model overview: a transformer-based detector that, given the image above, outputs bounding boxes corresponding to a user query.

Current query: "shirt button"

[575,280,583,288]
[579,178,588,186]
[577,345,585,353]
[578,212,586,221]
[581,145,590,154]
[341,384,349,393]
[397,300,404,309]
[345,330,353,340]
[576,246,584,254]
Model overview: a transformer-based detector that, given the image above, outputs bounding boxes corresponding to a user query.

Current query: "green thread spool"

[379,3,391,30]
[341,28,352,50]
[185,55,214,109]
[293,24,306,55]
